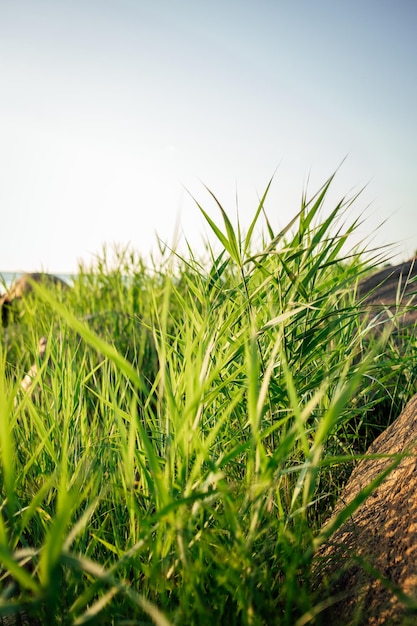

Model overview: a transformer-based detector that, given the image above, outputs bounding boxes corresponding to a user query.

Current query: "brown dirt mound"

[314,394,417,625]
[358,257,417,328]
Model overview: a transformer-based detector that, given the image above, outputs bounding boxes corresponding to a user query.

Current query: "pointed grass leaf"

[194,199,233,255]
[298,172,336,237]
[244,174,274,255]
[203,185,242,264]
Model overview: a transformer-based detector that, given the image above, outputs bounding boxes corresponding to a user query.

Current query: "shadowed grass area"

[1,174,416,625]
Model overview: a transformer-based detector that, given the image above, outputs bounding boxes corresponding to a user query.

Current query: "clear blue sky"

[1,0,416,272]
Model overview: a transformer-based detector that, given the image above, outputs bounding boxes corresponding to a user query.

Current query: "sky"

[1,0,416,273]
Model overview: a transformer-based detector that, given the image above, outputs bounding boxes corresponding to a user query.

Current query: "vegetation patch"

[1,174,416,624]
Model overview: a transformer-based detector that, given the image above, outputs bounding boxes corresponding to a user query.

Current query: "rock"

[313,394,417,625]
[358,257,417,328]
[0,273,69,326]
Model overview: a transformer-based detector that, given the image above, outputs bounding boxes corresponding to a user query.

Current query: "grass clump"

[1,173,416,625]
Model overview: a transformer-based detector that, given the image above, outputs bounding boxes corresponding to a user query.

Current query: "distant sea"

[0,272,74,294]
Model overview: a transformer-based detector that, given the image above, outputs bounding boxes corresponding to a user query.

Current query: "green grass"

[1,174,416,624]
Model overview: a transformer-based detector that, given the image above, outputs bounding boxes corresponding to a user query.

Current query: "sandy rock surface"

[358,257,417,327]
[314,394,417,625]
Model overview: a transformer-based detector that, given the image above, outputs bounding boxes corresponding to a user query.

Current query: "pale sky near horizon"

[1,0,416,273]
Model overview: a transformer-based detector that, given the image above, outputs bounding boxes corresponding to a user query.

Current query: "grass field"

[1,175,416,624]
